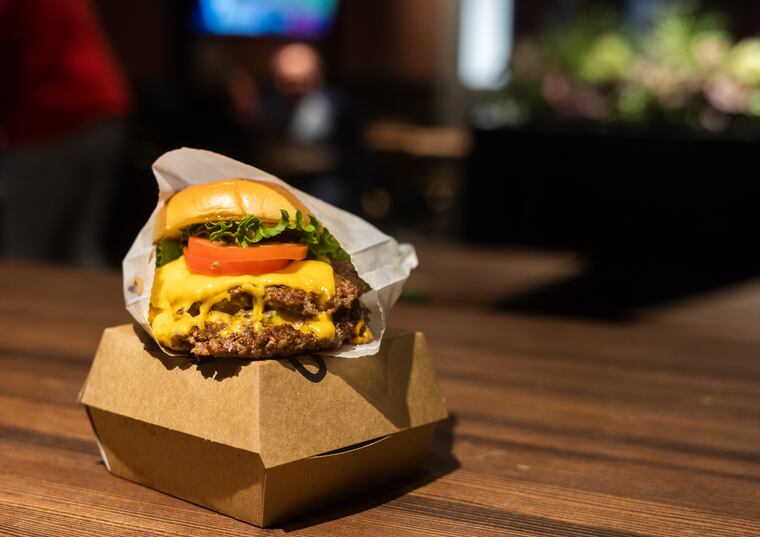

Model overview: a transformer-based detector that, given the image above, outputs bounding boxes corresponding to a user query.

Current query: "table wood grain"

[1,260,759,536]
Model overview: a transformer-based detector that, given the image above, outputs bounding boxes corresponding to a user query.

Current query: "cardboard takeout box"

[79,324,448,527]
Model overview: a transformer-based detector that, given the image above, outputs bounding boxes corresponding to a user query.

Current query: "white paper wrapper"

[123,148,418,358]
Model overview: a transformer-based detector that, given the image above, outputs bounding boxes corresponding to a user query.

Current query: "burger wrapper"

[122,148,418,358]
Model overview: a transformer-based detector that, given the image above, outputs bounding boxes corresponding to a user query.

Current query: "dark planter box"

[465,125,760,260]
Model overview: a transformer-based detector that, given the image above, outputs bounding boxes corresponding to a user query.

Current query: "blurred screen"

[194,0,339,38]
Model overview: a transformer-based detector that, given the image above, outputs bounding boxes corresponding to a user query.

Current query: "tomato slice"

[184,250,291,276]
[183,237,308,276]
[187,237,308,261]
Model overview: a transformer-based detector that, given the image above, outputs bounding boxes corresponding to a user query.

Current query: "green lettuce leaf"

[156,210,349,266]
[155,238,184,267]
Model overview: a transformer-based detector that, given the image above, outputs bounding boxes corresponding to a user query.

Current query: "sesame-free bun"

[153,179,310,242]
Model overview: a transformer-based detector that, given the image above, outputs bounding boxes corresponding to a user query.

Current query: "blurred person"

[231,43,363,210]
[0,0,130,266]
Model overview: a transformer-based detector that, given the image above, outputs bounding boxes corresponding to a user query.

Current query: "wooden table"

[1,260,759,536]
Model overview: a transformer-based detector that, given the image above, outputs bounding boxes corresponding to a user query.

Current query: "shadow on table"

[279,413,460,532]
[132,324,246,381]
[497,254,760,321]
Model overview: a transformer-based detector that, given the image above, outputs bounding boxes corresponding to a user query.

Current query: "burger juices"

[149,179,372,359]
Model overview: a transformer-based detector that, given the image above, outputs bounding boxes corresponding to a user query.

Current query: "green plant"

[505,3,760,133]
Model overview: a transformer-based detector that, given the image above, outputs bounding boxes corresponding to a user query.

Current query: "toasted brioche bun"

[153,179,310,242]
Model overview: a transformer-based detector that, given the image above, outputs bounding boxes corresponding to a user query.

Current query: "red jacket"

[0,0,131,146]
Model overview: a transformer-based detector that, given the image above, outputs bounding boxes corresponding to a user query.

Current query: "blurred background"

[3,0,760,321]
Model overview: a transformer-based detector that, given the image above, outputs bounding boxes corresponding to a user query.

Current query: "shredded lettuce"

[155,238,184,267]
[155,210,349,267]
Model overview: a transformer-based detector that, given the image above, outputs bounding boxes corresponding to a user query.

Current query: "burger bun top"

[153,178,310,242]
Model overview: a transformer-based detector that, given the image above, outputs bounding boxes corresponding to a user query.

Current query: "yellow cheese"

[350,319,373,345]
[150,257,336,346]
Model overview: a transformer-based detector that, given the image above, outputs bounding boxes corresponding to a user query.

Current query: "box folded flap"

[257,329,448,466]
[80,325,262,453]
[80,325,448,466]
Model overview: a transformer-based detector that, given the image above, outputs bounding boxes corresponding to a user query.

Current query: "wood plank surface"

[1,260,759,536]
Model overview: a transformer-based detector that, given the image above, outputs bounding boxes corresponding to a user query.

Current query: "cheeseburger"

[149,179,372,359]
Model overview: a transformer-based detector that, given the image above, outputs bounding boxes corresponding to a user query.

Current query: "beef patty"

[264,260,370,316]
[172,261,370,359]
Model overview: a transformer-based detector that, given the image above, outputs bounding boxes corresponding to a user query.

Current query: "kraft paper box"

[79,324,448,527]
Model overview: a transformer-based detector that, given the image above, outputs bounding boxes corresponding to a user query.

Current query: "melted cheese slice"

[150,256,336,347]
